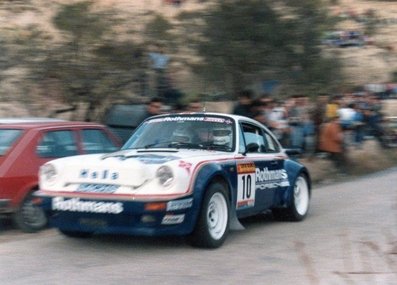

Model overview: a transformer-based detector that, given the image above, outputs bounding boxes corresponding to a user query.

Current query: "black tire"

[272,174,310,222]
[59,229,93,238]
[189,182,230,249]
[13,191,47,233]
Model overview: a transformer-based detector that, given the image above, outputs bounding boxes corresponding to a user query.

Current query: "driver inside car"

[195,127,213,144]
[212,127,232,147]
[172,127,192,143]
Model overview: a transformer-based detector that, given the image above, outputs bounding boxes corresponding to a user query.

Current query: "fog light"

[161,214,185,225]
[141,215,156,223]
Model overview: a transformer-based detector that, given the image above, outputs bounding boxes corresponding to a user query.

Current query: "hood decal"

[178,160,192,174]
[135,154,180,164]
[102,152,180,164]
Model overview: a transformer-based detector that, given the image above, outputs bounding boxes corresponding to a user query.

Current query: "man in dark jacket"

[233,90,253,118]
[142,97,164,121]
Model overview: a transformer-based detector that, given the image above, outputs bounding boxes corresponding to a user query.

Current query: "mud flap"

[229,206,244,231]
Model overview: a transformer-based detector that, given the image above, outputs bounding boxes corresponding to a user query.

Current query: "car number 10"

[237,173,256,209]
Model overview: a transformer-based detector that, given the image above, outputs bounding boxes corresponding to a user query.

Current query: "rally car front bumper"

[37,195,199,237]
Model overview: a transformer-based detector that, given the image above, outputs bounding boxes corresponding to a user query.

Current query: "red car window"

[0,129,23,155]
[36,130,78,158]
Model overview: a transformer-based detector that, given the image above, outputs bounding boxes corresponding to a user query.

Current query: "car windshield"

[0,129,23,155]
[123,115,235,152]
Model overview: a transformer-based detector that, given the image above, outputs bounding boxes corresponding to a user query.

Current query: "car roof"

[0,118,107,129]
[150,112,260,124]
[0,117,66,124]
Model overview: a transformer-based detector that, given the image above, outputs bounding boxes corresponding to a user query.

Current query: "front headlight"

[40,163,57,183]
[156,165,174,187]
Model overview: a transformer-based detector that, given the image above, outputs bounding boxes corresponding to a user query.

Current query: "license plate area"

[77,183,119,193]
[79,218,108,228]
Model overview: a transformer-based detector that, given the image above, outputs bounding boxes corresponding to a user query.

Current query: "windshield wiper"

[137,141,198,149]
[168,142,204,149]
[132,141,228,151]
[200,143,232,152]
[129,141,174,149]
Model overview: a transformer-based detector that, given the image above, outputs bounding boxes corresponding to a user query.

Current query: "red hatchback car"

[0,119,122,232]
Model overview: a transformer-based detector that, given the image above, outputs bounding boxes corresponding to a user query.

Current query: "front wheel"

[189,182,230,248]
[273,174,310,221]
[13,192,47,233]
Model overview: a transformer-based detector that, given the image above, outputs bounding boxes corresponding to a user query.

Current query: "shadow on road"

[0,217,14,232]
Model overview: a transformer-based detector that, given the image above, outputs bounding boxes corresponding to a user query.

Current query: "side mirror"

[246,143,260,153]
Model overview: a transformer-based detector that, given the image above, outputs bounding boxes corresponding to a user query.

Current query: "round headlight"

[156,165,174,187]
[40,163,57,183]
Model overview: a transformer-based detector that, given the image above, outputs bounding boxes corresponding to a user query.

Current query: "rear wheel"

[13,191,47,233]
[189,182,230,248]
[273,174,310,221]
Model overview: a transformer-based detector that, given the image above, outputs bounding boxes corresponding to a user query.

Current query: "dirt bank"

[302,139,397,185]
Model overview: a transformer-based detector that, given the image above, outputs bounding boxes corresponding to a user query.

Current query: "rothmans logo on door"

[255,167,290,189]
[79,169,119,180]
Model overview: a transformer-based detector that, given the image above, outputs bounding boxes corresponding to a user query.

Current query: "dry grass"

[302,139,397,184]
[348,140,397,173]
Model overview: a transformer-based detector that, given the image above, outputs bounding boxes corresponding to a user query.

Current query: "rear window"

[0,129,23,155]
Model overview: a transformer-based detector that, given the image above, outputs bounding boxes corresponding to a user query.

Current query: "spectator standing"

[325,95,340,121]
[365,93,384,139]
[302,112,316,156]
[268,100,290,146]
[141,97,164,121]
[249,98,268,125]
[351,103,365,148]
[259,97,274,126]
[172,102,186,113]
[312,94,328,152]
[287,96,306,150]
[338,102,356,129]
[319,114,348,173]
[338,102,356,146]
[233,90,254,118]
[186,100,203,112]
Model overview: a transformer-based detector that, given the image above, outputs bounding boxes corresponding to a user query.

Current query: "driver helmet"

[212,127,232,146]
[172,126,191,143]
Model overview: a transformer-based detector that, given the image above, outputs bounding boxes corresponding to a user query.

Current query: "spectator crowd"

[231,90,388,173]
[143,90,391,174]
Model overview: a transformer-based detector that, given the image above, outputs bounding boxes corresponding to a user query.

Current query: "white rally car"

[36,113,311,248]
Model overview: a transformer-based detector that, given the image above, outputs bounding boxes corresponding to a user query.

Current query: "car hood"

[100,148,233,169]
[40,149,234,199]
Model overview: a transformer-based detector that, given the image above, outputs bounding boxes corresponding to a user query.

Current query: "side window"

[0,129,22,155]
[240,123,280,153]
[241,123,266,153]
[238,127,246,153]
[81,129,119,154]
[264,131,280,152]
[37,130,78,158]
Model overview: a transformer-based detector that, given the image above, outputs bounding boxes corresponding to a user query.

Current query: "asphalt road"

[1,168,396,285]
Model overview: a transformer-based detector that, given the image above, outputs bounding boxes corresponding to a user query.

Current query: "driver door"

[236,122,289,214]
